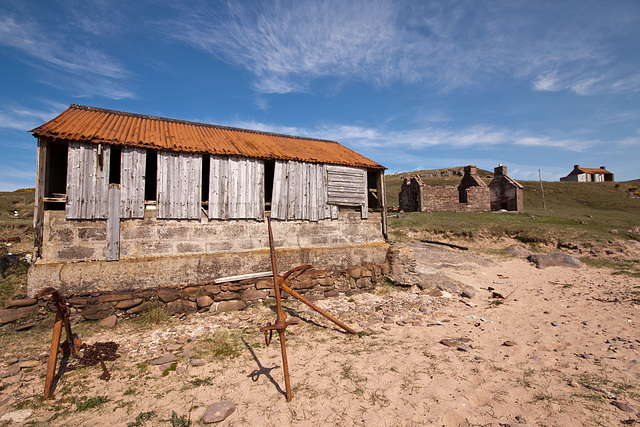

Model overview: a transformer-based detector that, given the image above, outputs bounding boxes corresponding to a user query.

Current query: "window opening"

[144,149,157,201]
[367,170,381,209]
[44,140,68,210]
[201,154,210,204]
[264,160,275,211]
[109,145,121,184]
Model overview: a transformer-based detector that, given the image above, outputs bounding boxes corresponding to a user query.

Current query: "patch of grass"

[139,302,170,325]
[162,361,177,377]
[189,376,214,386]
[123,387,136,396]
[162,410,190,427]
[374,281,397,295]
[75,396,109,412]
[127,411,156,427]
[194,330,243,360]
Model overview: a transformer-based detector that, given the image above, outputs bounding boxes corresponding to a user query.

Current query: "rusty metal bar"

[260,216,357,401]
[37,287,82,399]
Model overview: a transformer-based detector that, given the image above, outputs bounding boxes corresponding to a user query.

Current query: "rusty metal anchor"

[260,216,357,402]
[37,287,82,399]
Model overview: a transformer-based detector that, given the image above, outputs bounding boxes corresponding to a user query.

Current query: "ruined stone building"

[399,164,523,213]
[489,165,524,212]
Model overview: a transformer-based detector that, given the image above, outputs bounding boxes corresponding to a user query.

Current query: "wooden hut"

[28,105,388,295]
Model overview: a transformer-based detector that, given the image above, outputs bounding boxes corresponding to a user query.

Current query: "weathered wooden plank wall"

[326,165,368,219]
[209,156,264,220]
[66,141,110,219]
[157,151,202,219]
[33,138,47,256]
[271,160,338,221]
[120,147,146,219]
[107,184,120,261]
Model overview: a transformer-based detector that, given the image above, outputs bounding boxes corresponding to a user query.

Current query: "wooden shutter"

[157,151,202,219]
[66,141,110,219]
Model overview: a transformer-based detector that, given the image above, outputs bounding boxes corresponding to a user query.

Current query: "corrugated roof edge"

[62,104,342,145]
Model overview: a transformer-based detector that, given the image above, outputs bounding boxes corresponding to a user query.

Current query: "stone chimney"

[494,164,507,176]
[463,165,477,176]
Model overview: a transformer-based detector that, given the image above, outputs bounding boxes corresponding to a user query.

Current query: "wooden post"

[107,184,120,261]
[538,169,547,211]
[44,316,63,399]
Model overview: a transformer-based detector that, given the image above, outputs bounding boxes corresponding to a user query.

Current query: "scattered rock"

[150,356,178,365]
[99,315,118,328]
[213,300,246,313]
[0,305,39,325]
[461,288,476,299]
[506,245,533,258]
[5,298,38,308]
[610,400,634,413]
[5,357,19,365]
[551,321,559,326]
[527,253,583,269]
[457,344,471,352]
[0,409,33,423]
[503,341,517,346]
[203,401,236,423]
[190,359,206,367]
[15,322,34,331]
[19,359,40,368]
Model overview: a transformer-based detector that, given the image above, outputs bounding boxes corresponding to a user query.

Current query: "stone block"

[177,243,205,253]
[324,290,340,298]
[356,278,371,288]
[67,297,89,308]
[316,277,334,287]
[0,306,38,325]
[81,303,114,320]
[158,288,180,303]
[5,298,38,308]
[197,295,214,308]
[126,301,156,315]
[379,263,391,275]
[362,269,373,277]
[115,298,144,310]
[347,267,362,279]
[214,301,246,313]
[291,279,314,290]
[181,286,203,299]
[97,292,137,303]
[226,283,246,291]
[256,280,272,290]
[240,289,267,301]
[58,246,95,260]
[214,291,240,302]
[78,227,106,241]
[203,284,222,294]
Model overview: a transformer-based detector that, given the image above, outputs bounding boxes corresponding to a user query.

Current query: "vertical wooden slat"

[34,138,47,257]
[380,170,388,238]
[120,147,146,219]
[107,184,120,261]
[255,159,265,220]
[209,156,222,219]
[220,157,229,218]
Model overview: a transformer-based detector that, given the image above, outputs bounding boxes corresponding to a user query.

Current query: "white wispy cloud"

[0,104,63,131]
[166,0,640,95]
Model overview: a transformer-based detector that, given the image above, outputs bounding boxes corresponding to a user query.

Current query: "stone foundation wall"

[29,210,387,295]
[6,262,391,326]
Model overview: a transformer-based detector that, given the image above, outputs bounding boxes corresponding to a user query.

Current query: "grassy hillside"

[386,170,640,275]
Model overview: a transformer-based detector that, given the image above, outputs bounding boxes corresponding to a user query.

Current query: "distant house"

[28,105,388,295]
[560,165,614,182]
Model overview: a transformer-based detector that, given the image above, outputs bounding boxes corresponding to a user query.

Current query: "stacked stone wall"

[4,262,391,326]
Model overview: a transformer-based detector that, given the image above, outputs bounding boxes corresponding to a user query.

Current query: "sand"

[1,243,639,426]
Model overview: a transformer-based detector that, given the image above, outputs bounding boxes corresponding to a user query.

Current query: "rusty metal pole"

[44,312,63,399]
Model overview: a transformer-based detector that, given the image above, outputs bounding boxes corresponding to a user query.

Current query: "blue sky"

[1,0,639,191]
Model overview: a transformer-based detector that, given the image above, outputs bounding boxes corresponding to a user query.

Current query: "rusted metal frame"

[37,287,82,399]
[260,216,357,402]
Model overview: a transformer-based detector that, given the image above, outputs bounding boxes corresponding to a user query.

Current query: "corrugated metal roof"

[577,167,613,175]
[30,104,385,170]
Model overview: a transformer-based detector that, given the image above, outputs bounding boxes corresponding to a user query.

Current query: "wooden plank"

[255,159,265,220]
[213,271,272,284]
[271,160,284,219]
[209,156,222,219]
[107,184,120,261]
[380,170,388,238]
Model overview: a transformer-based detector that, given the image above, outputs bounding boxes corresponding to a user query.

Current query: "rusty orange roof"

[30,105,384,170]
[577,167,613,175]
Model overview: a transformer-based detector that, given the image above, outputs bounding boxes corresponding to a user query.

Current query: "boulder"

[196,295,214,308]
[115,298,144,310]
[0,306,38,325]
[213,301,246,313]
[506,245,534,258]
[527,253,583,269]
[203,401,236,424]
[157,288,180,303]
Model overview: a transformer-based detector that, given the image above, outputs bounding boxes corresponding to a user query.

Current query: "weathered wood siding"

[326,165,368,219]
[107,184,120,261]
[157,151,202,219]
[34,138,47,255]
[271,160,338,221]
[120,147,146,219]
[209,156,264,220]
[66,141,110,219]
